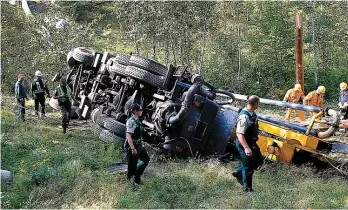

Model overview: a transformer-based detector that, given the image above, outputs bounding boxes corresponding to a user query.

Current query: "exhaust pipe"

[233,94,322,113]
[168,83,201,125]
[176,82,215,100]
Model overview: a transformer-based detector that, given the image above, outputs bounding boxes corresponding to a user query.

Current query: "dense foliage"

[1,1,347,101]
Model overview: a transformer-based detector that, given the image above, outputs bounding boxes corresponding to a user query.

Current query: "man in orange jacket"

[304,86,326,117]
[283,84,305,122]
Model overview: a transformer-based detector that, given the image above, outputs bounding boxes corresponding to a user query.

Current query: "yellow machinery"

[223,95,347,170]
[257,120,334,165]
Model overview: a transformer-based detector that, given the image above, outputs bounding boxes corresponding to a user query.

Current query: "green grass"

[1,101,348,209]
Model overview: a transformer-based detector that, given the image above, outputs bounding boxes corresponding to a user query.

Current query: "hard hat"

[294,84,302,90]
[317,86,326,94]
[35,71,42,77]
[340,82,347,90]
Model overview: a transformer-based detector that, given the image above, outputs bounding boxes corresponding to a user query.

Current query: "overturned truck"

[53,47,348,171]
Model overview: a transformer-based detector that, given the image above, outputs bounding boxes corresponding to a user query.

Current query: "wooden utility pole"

[312,8,318,87]
[295,14,304,90]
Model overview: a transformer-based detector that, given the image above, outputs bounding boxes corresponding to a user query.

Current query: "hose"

[317,109,340,139]
[168,83,201,125]
[213,89,236,105]
[163,137,194,158]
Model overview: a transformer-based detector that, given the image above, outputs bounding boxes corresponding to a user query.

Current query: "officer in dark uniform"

[31,71,50,117]
[15,74,28,122]
[232,95,263,192]
[125,103,150,184]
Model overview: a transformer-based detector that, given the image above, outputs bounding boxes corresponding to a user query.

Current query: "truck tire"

[129,55,168,76]
[104,117,126,137]
[99,130,125,143]
[125,66,165,88]
[73,47,94,66]
[91,107,103,124]
[115,53,131,65]
[67,50,76,68]
[110,62,127,77]
[97,114,108,127]
[94,124,104,136]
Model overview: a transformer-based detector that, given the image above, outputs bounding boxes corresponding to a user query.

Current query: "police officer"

[15,74,28,122]
[232,95,263,192]
[31,71,50,117]
[339,82,348,121]
[53,78,72,133]
[125,103,150,185]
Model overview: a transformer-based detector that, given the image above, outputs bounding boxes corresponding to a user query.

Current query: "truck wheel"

[104,117,126,137]
[67,50,76,68]
[129,55,168,76]
[125,66,165,88]
[109,62,127,77]
[73,47,94,66]
[94,124,104,136]
[91,107,103,124]
[99,130,125,143]
[97,114,108,127]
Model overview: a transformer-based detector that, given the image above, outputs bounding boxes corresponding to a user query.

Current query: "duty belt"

[33,90,45,94]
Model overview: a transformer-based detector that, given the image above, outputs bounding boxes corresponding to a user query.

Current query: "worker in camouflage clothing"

[54,78,72,133]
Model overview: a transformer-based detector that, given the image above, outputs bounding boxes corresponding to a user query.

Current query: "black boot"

[244,174,253,192]
[134,176,143,185]
[232,170,243,186]
[244,187,254,193]
[62,127,67,133]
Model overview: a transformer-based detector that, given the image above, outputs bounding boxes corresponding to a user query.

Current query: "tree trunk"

[237,26,241,92]
[199,17,207,76]
[165,41,169,66]
[180,42,184,64]
[172,42,177,66]
[185,37,190,68]
[278,51,283,88]
[133,25,139,55]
